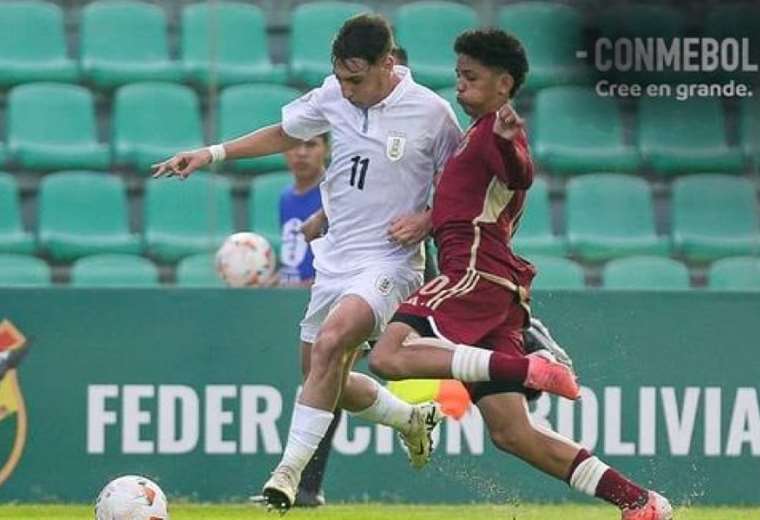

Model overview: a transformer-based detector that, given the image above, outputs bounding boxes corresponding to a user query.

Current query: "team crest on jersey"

[386,132,406,162]
[375,274,394,296]
[0,320,29,488]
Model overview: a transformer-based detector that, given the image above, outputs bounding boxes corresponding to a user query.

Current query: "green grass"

[0,504,758,520]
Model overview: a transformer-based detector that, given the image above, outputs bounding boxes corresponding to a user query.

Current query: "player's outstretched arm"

[152,124,302,179]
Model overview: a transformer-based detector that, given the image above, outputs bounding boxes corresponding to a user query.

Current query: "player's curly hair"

[332,14,394,67]
[454,29,529,97]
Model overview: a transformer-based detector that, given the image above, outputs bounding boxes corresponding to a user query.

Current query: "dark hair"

[332,14,394,66]
[391,46,408,66]
[454,29,529,97]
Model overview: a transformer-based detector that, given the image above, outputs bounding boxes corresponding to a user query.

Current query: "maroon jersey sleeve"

[493,128,533,190]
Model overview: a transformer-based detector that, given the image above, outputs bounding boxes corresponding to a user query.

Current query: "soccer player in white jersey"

[152,14,462,512]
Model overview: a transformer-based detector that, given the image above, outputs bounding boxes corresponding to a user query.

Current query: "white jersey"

[281,66,462,275]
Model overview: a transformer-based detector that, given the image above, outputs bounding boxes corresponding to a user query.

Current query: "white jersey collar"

[374,65,413,109]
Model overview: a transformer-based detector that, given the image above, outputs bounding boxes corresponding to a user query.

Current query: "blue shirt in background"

[279,183,322,285]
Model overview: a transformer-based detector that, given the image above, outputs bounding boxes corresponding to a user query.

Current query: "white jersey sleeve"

[432,102,464,173]
[281,80,332,140]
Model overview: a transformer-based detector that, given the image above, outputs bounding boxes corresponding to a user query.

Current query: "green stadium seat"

[740,97,760,168]
[705,4,760,85]
[595,5,688,84]
[0,143,6,167]
[145,172,234,262]
[176,253,226,287]
[709,256,760,291]
[181,2,286,87]
[0,254,51,287]
[512,177,566,256]
[249,172,292,254]
[7,83,109,171]
[532,87,639,174]
[638,97,743,175]
[38,171,141,262]
[602,256,690,290]
[219,84,302,173]
[498,2,587,91]
[435,87,470,130]
[0,173,35,255]
[672,174,760,262]
[70,254,159,287]
[0,1,78,86]
[80,0,182,88]
[289,2,369,87]
[530,255,585,290]
[113,82,204,174]
[566,174,668,261]
[394,2,479,89]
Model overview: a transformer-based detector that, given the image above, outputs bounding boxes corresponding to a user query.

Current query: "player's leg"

[305,328,441,469]
[370,319,580,400]
[264,293,439,510]
[300,294,375,409]
[478,392,672,520]
[264,295,374,510]
[294,342,341,508]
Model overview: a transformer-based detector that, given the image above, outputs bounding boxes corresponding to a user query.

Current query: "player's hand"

[388,210,432,246]
[151,148,212,179]
[300,210,327,242]
[492,103,524,141]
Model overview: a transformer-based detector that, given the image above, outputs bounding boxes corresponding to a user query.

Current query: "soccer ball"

[95,475,168,520]
[215,232,276,287]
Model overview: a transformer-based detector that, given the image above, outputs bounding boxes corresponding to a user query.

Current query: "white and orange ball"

[215,232,276,287]
[95,475,168,520]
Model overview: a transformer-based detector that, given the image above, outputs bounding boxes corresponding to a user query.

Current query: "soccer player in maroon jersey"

[370,29,672,520]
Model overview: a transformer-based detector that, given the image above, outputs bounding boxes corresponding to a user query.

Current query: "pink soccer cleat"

[524,354,581,400]
[622,491,673,520]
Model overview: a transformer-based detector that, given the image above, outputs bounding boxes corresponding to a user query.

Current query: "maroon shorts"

[392,270,538,402]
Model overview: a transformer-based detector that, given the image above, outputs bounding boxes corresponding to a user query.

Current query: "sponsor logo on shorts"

[375,275,394,296]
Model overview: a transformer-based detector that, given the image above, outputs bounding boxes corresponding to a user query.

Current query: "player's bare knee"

[311,330,347,368]
[368,349,404,381]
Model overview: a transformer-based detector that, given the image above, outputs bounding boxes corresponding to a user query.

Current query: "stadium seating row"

[530,255,760,291]
[2,171,758,263]
[2,250,758,290]
[0,82,757,175]
[0,170,287,262]
[0,1,757,90]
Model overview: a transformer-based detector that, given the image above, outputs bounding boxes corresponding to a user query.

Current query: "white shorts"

[299,263,423,344]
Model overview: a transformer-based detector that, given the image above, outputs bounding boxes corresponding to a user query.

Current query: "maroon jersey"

[432,112,536,288]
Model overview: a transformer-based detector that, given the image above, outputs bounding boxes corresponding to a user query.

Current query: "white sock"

[451,344,492,382]
[279,403,334,476]
[569,456,610,497]
[351,375,414,434]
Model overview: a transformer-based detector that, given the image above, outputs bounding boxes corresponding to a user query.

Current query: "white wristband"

[208,144,227,163]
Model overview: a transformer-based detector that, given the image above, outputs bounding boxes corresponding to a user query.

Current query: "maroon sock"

[595,468,649,510]
[488,353,529,382]
[566,449,648,510]
[565,448,592,483]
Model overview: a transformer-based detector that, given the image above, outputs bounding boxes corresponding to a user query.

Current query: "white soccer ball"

[215,232,276,287]
[95,475,169,520]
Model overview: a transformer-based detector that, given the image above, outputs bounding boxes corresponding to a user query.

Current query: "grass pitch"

[0,504,758,520]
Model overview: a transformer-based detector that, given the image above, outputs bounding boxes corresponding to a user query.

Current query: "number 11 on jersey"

[349,156,370,190]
